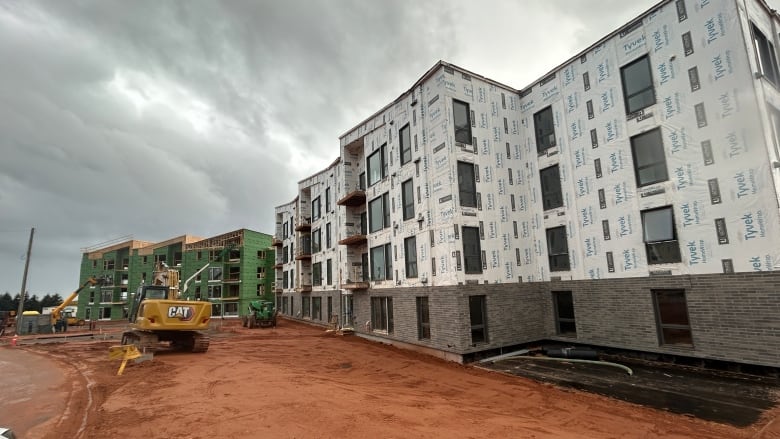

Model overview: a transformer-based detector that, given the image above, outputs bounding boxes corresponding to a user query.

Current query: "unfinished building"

[275,0,780,367]
[78,229,275,321]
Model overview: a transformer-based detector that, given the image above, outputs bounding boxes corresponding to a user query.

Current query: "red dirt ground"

[7,319,780,439]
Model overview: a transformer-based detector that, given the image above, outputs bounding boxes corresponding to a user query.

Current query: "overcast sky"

[2,0,778,296]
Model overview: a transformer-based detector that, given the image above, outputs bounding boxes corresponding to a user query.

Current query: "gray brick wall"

[346,272,780,367]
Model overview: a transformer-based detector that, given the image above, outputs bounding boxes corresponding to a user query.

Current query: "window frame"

[540,164,563,211]
[469,295,488,344]
[370,243,392,281]
[751,23,780,87]
[402,178,415,220]
[652,289,693,346]
[641,206,682,264]
[371,296,394,333]
[462,226,483,274]
[312,228,321,253]
[312,196,321,221]
[553,291,576,336]
[546,226,570,272]
[400,123,412,165]
[533,106,556,153]
[404,235,418,278]
[453,99,472,145]
[208,267,223,281]
[630,128,669,187]
[312,262,322,286]
[620,54,656,115]
[416,296,430,340]
[457,161,477,208]
[367,144,387,187]
[368,193,390,233]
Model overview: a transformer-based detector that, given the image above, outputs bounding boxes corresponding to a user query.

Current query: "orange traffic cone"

[10,335,18,347]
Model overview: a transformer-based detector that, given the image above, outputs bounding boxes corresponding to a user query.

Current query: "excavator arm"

[51,276,103,326]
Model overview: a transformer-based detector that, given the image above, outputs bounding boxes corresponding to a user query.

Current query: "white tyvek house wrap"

[519,0,780,281]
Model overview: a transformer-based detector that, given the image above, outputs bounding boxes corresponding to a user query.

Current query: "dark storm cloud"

[3,0,742,295]
[0,0,455,294]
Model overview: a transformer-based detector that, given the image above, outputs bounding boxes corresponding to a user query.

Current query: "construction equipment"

[0,311,15,336]
[242,300,277,328]
[52,277,103,333]
[122,261,212,353]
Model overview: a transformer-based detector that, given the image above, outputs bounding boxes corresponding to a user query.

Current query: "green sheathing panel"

[77,247,132,321]
[77,231,275,321]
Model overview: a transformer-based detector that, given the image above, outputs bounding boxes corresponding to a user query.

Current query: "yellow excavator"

[52,276,104,332]
[122,261,212,353]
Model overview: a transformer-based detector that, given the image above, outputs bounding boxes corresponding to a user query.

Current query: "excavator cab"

[122,263,212,353]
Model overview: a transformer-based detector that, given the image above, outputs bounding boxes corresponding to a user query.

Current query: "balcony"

[342,280,369,291]
[223,275,241,284]
[295,237,312,260]
[272,238,283,247]
[342,266,369,290]
[338,234,367,246]
[295,217,312,232]
[273,263,283,269]
[296,284,312,293]
[337,190,366,207]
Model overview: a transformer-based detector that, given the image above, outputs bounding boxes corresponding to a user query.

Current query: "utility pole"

[16,227,34,335]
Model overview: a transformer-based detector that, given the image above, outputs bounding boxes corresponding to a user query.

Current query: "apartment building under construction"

[275,0,780,367]
[78,229,275,321]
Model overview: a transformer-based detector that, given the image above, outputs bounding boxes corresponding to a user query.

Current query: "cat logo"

[167,306,194,321]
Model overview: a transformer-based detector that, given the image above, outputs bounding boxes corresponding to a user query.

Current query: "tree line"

[0,292,65,313]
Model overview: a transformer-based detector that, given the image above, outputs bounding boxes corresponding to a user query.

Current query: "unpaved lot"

[8,320,780,438]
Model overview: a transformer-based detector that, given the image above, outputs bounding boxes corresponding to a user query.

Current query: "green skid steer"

[241,300,277,328]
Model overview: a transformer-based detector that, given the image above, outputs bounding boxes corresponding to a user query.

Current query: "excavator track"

[191,333,210,353]
[121,330,159,353]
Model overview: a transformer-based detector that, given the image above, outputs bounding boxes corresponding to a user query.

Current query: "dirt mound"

[13,319,779,438]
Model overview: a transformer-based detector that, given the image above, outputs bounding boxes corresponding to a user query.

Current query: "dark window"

[653,289,692,345]
[312,297,322,320]
[462,227,482,274]
[367,144,387,187]
[642,206,682,264]
[546,226,570,271]
[621,55,656,114]
[533,106,556,153]
[302,296,311,318]
[371,296,394,333]
[325,187,331,212]
[283,271,289,289]
[457,161,477,207]
[325,222,331,248]
[368,193,390,233]
[469,295,488,344]
[312,262,322,286]
[312,228,321,253]
[630,128,668,187]
[416,296,430,340]
[400,124,412,165]
[402,179,415,220]
[553,291,576,336]
[405,235,418,278]
[326,259,332,285]
[312,197,321,221]
[361,253,369,282]
[370,243,392,281]
[540,165,563,210]
[751,23,780,86]
[453,99,472,144]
